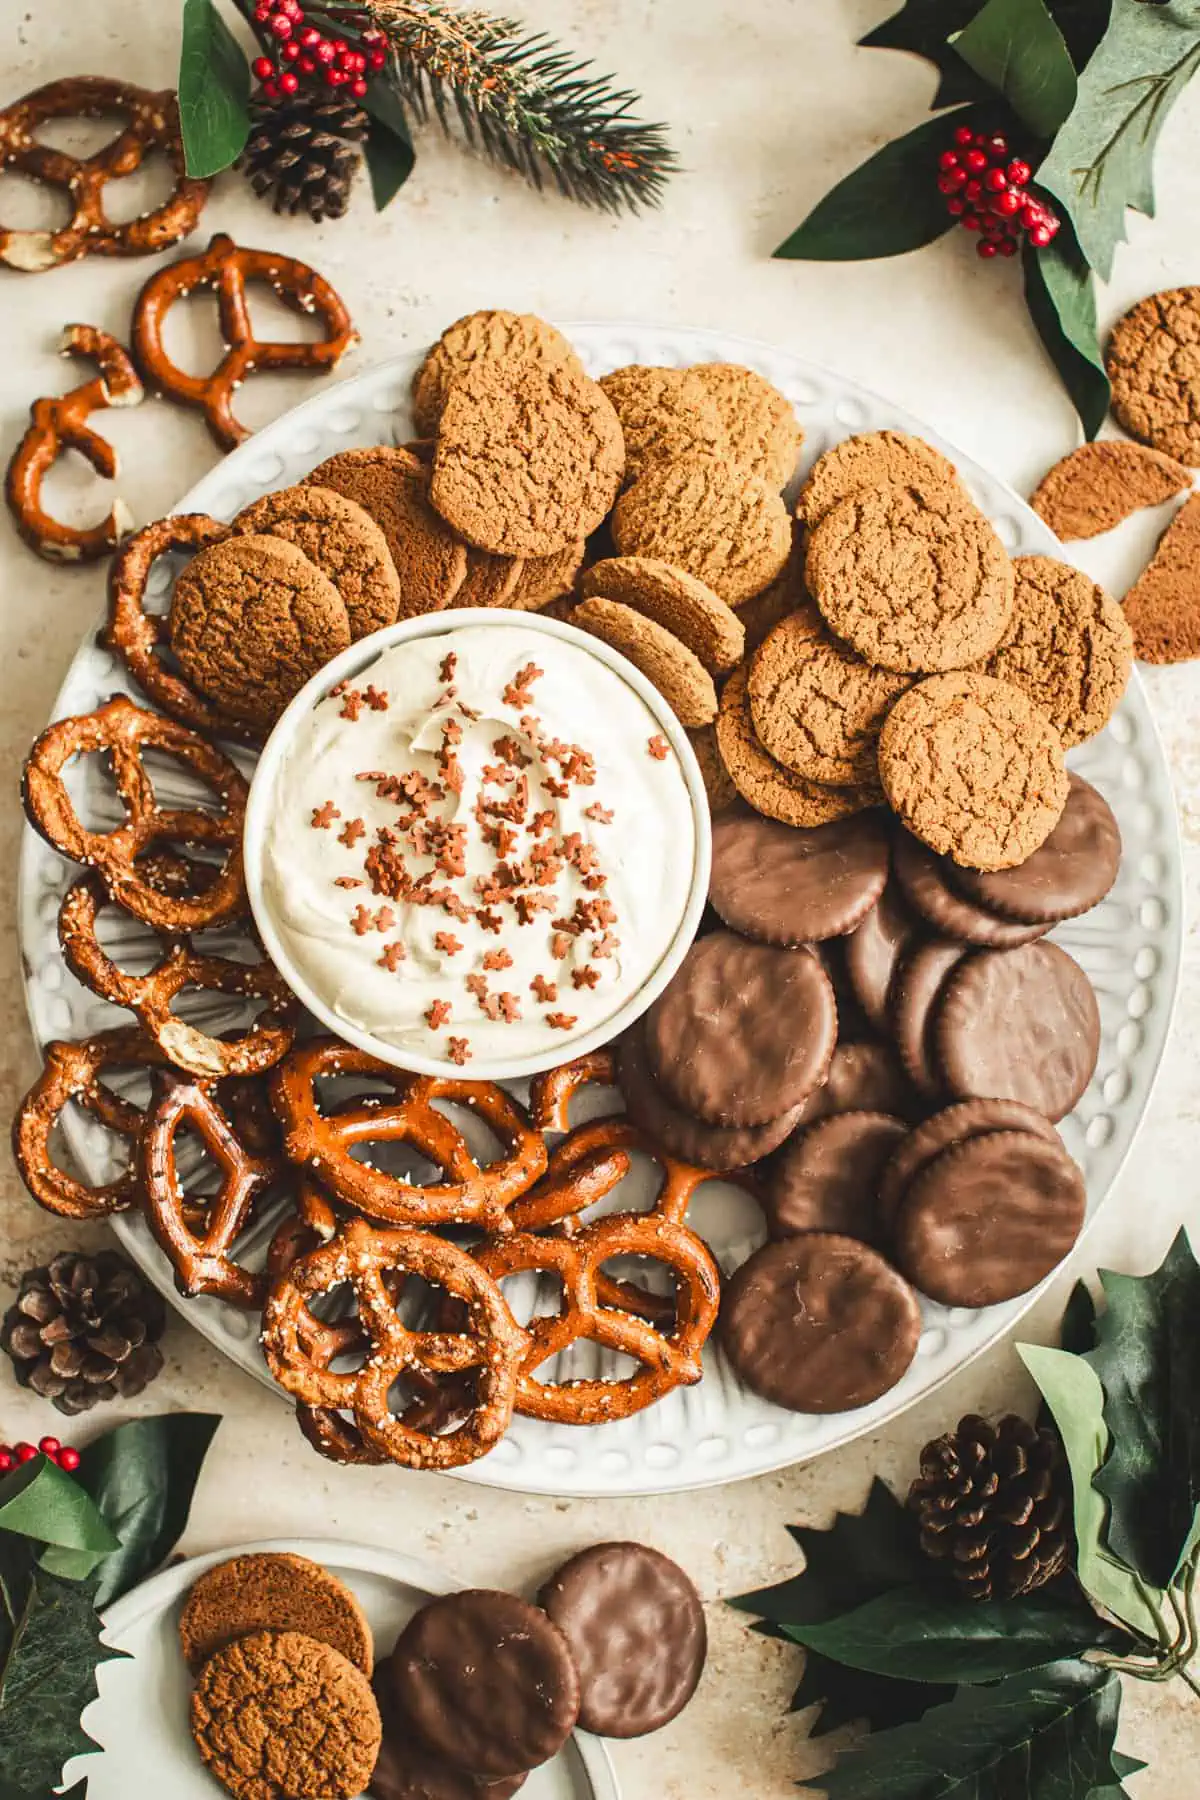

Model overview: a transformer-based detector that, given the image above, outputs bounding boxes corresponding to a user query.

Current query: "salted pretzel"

[0,77,209,273]
[267,1176,340,1285]
[262,1217,526,1471]
[270,1039,548,1232]
[139,1072,284,1309]
[22,695,248,932]
[6,326,144,563]
[132,232,357,450]
[58,867,297,1079]
[11,1026,171,1219]
[527,1048,618,1133]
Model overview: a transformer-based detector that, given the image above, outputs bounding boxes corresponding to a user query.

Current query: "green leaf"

[0,1541,114,1792]
[77,1414,220,1610]
[178,0,252,179]
[1035,0,1200,279]
[1083,1229,1200,1588]
[789,1649,951,1738]
[1060,1280,1099,1355]
[0,1461,119,1560]
[1022,229,1111,439]
[733,1480,927,1629]
[860,0,990,108]
[820,1659,1121,1800]
[775,106,991,260]
[362,88,417,212]
[952,0,1078,139]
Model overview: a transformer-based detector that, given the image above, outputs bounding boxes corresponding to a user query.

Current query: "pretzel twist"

[527,1048,618,1133]
[132,232,357,450]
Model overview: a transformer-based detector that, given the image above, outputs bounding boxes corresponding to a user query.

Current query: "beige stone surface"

[2,1,1200,1789]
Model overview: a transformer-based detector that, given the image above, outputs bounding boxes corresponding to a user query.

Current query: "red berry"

[282,0,302,15]
[369,48,386,69]
[937,173,962,196]
[997,237,1018,257]
[964,149,988,173]
[38,1436,61,1456]
[961,213,983,232]
[1029,224,1053,247]
[57,1447,81,1473]
[262,79,280,98]
[299,54,316,72]
[1007,160,1031,186]
[269,12,293,38]
[977,239,999,259]
[325,67,347,86]
[0,1453,13,1475]
[1018,202,1040,229]
[983,168,1006,192]
[939,150,960,172]
[331,37,349,55]
[350,77,368,97]
[255,2,271,17]
[15,1443,37,1463]
[315,38,336,63]
[992,189,1021,217]
[299,24,320,46]
[282,39,301,60]
[953,125,974,146]
[986,135,1009,156]
[279,70,300,93]
[964,179,983,202]
[252,55,274,79]
[946,198,966,217]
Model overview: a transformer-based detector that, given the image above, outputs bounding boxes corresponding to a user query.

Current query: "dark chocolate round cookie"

[935,942,1101,1122]
[371,1678,527,1800]
[952,774,1122,925]
[876,1097,1060,1231]
[644,931,837,1127]
[888,940,970,1098]
[766,1111,909,1244]
[538,1543,706,1738]
[894,1129,1086,1306]
[792,1041,921,1127]
[843,884,920,1031]
[618,1024,807,1170]
[891,830,1049,949]
[708,810,890,946]
[384,1591,579,1779]
[721,1233,922,1413]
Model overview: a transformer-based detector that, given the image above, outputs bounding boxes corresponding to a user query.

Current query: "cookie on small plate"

[980,554,1132,746]
[612,452,792,605]
[179,1550,373,1674]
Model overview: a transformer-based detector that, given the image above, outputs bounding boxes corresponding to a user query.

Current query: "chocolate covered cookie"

[708,809,889,946]
[891,830,1049,949]
[953,773,1121,925]
[766,1110,908,1243]
[793,1040,921,1126]
[888,939,969,1098]
[843,885,920,1031]
[371,1679,527,1800]
[876,1097,1060,1231]
[618,1022,810,1170]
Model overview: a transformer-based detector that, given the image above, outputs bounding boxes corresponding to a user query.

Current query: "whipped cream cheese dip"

[260,623,696,1067]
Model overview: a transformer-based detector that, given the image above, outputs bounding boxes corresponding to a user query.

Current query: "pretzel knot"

[140,1072,284,1309]
[132,232,358,451]
[22,696,248,932]
[261,1217,526,1471]
[5,326,144,564]
[527,1048,618,1133]
[270,1039,548,1232]
[0,77,209,273]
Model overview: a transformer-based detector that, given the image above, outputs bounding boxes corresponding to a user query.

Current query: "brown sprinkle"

[546,1012,578,1030]
[434,931,464,955]
[483,949,513,971]
[531,973,558,1002]
[572,965,600,989]
[426,999,452,1029]
[647,734,670,761]
[378,942,407,971]
[312,801,340,829]
[448,1036,471,1065]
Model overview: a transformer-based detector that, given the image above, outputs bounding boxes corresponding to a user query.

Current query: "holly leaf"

[789,1649,951,1738]
[733,1480,926,1630]
[1060,1279,1098,1355]
[0,1537,115,1793]
[860,0,990,108]
[0,1459,119,1582]
[178,0,252,179]
[76,1414,220,1611]
[1035,0,1200,279]
[363,87,417,211]
[1022,228,1111,439]
[952,0,1078,140]
[775,106,991,260]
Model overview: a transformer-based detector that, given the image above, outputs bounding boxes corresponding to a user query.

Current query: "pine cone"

[1,1251,166,1417]
[907,1413,1071,1600]
[237,90,369,222]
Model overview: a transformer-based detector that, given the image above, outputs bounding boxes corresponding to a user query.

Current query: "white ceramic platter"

[61,1536,617,1798]
[18,321,1183,1497]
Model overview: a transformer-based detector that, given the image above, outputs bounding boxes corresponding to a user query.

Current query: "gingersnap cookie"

[793,1040,921,1127]
[806,482,1014,673]
[843,885,920,1032]
[598,365,727,481]
[1030,440,1191,541]
[690,362,803,489]
[796,429,963,529]
[721,1233,922,1413]
[953,773,1121,925]
[716,667,882,829]
[451,545,525,609]
[232,483,400,641]
[612,452,792,605]
[688,725,740,816]
[748,606,912,784]
[191,1629,381,1800]
[179,1552,373,1675]
[411,309,582,437]
[572,596,717,727]
[891,830,1050,949]
[1120,490,1200,663]
[580,556,745,673]
[1106,287,1200,464]
[878,673,1069,871]
[708,809,890,945]
[305,446,468,616]
[168,534,350,730]
[618,1021,809,1169]
[980,555,1133,747]
[876,1097,1061,1232]
[888,938,969,1098]
[766,1110,909,1244]
[737,525,807,653]
[431,362,623,559]
[894,1130,1086,1308]
[506,539,586,611]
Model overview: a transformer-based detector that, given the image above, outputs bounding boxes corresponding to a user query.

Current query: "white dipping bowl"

[243,607,712,1082]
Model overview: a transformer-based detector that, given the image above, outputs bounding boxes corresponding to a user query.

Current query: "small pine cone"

[237,90,369,222]
[1,1250,167,1417]
[907,1413,1071,1600]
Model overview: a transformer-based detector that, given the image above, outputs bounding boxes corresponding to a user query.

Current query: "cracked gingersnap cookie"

[1121,490,1200,663]
[305,445,467,616]
[598,365,727,481]
[748,604,912,785]
[690,363,803,489]
[580,556,745,673]
[736,522,807,652]
[716,666,882,828]
[431,361,624,558]
[806,481,1014,673]
[232,483,400,640]
[612,452,792,605]
[411,309,582,436]
[190,1628,381,1800]
[1030,440,1191,541]
[506,539,586,611]
[877,672,1069,871]
[687,723,740,815]
[796,429,964,528]
[169,534,350,729]
[980,554,1132,746]
[572,595,717,726]
[179,1552,373,1675]
[1107,287,1200,463]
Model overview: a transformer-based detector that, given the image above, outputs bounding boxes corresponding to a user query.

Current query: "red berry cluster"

[251,0,386,99]
[0,1436,81,1474]
[938,127,1060,260]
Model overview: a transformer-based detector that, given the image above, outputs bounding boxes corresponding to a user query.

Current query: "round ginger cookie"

[843,885,920,1031]
[612,452,792,605]
[431,361,624,558]
[954,773,1121,925]
[571,596,717,727]
[451,545,525,610]
[538,1542,706,1739]
[580,556,745,673]
[980,554,1133,747]
[505,539,586,611]
[766,1110,909,1244]
[708,808,890,945]
[231,483,400,641]
[179,1552,373,1675]
[1030,440,1191,542]
[878,673,1069,871]
[191,1629,381,1800]
[305,446,468,616]
[806,482,1014,673]
[888,938,969,1098]
[796,430,964,529]
[1106,287,1200,464]
[716,667,882,829]
[793,1040,921,1127]
[412,310,582,437]
[721,1233,922,1413]
[168,534,350,730]
[690,362,803,489]
[687,725,740,817]
[876,1097,1060,1231]
[644,930,837,1127]
[598,364,727,481]
[618,1022,809,1170]
[891,829,1050,949]
[748,607,912,784]
[737,526,807,653]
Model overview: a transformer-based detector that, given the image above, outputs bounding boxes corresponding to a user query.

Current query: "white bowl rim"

[243,605,713,1081]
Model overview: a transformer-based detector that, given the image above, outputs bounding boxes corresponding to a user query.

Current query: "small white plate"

[63,1536,618,1799]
